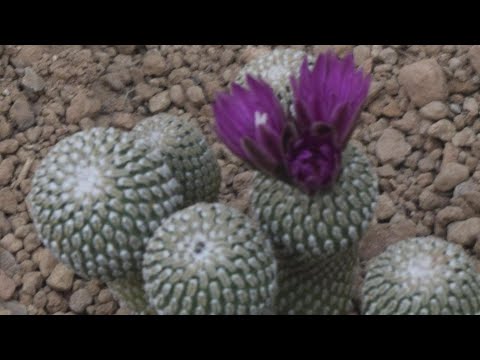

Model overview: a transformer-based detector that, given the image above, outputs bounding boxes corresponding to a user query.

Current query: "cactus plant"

[214,50,375,314]
[362,237,480,315]
[142,203,277,315]
[132,114,221,207]
[27,127,183,313]
[252,144,377,314]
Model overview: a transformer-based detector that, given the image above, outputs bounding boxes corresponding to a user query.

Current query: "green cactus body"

[251,144,378,314]
[27,128,183,313]
[142,203,277,315]
[236,48,313,114]
[362,237,480,315]
[274,248,357,315]
[108,274,156,315]
[132,114,221,207]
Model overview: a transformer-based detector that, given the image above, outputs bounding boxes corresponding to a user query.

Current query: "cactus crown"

[142,203,277,315]
[27,127,182,281]
[133,114,221,207]
[362,237,480,315]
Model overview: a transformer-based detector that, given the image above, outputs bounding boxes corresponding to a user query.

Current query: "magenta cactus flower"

[213,51,371,195]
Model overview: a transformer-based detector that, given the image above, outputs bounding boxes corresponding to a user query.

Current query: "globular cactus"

[142,203,277,315]
[214,50,374,314]
[27,127,183,313]
[236,48,313,114]
[362,237,480,315]
[132,114,221,207]
[252,144,377,314]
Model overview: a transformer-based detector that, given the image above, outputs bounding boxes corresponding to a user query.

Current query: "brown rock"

[23,233,41,253]
[0,139,19,155]
[454,179,480,198]
[367,81,384,105]
[97,288,114,304]
[442,142,459,167]
[25,127,41,143]
[0,270,16,300]
[148,91,171,113]
[0,118,12,141]
[232,171,253,193]
[95,301,117,315]
[0,158,14,186]
[418,156,436,172]
[66,92,102,124]
[33,290,47,309]
[463,191,480,212]
[463,97,479,114]
[112,113,136,130]
[9,97,35,131]
[391,111,418,134]
[142,51,167,76]
[85,279,102,297]
[0,309,11,315]
[436,206,467,227]
[378,48,398,65]
[204,80,222,102]
[419,101,449,120]
[452,128,475,147]
[169,85,185,107]
[104,71,131,92]
[428,119,456,142]
[11,46,44,68]
[375,128,411,165]
[434,163,469,192]
[353,45,371,66]
[46,263,74,292]
[0,234,22,253]
[46,291,68,314]
[0,246,18,277]
[32,248,58,277]
[220,49,235,66]
[21,67,45,93]
[382,100,402,118]
[419,189,449,210]
[468,45,480,74]
[186,86,206,105]
[69,288,93,314]
[359,220,417,261]
[447,218,480,247]
[416,173,434,187]
[0,189,17,215]
[168,68,190,84]
[375,194,396,221]
[14,224,30,239]
[0,300,27,315]
[376,165,396,178]
[21,271,43,295]
[134,83,157,101]
[116,45,136,55]
[116,307,133,315]
[398,59,448,107]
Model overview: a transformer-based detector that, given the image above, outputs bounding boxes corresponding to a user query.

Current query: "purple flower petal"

[213,75,289,177]
[214,50,370,195]
[292,52,370,147]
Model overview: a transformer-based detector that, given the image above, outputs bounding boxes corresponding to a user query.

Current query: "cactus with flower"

[214,50,378,314]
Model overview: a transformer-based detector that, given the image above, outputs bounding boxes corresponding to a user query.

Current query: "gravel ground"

[1,45,480,315]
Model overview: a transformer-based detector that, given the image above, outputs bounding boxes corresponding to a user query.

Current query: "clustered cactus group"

[27,48,480,315]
